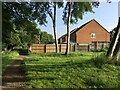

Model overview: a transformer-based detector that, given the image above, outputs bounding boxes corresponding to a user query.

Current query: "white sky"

[118,1,120,17]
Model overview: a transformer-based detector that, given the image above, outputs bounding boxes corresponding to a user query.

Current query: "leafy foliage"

[18,21,40,48]
[40,32,54,44]
[2,2,48,49]
[62,2,99,25]
[2,2,47,25]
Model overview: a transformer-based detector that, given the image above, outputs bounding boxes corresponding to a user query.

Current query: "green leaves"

[63,2,99,25]
[40,32,54,44]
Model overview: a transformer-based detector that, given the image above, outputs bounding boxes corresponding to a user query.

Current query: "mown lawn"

[2,51,19,72]
[24,52,120,88]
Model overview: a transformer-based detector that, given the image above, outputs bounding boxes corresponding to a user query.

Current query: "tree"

[64,2,72,55]
[30,2,63,52]
[2,2,47,49]
[40,32,54,44]
[106,17,120,62]
[105,0,120,63]
[63,1,99,55]
[7,31,21,51]
[106,17,120,60]
[2,2,63,52]
[18,21,41,48]
[48,34,55,44]
[2,2,47,26]
[110,27,117,41]
[112,34,120,62]
[44,2,63,53]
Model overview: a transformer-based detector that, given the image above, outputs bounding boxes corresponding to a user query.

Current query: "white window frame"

[91,33,96,38]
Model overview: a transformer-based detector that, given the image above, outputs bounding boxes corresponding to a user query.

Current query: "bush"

[93,47,108,52]
[19,48,29,55]
[91,53,120,66]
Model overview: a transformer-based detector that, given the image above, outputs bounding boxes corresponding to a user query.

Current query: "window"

[91,33,96,38]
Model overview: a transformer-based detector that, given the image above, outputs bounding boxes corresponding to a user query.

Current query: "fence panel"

[30,43,106,53]
[60,44,67,52]
[76,44,89,52]
[31,44,45,52]
[46,44,56,52]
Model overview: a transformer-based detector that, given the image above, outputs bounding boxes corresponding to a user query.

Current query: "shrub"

[93,47,108,52]
[19,48,29,55]
[91,53,120,67]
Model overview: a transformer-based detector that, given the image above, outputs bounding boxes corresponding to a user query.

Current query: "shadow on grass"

[24,60,92,72]
[23,52,120,88]
[29,52,92,57]
[2,57,15,72]
[24,62,120,88]
[24,60,110,88]
[26,76,58,81]
[24,53,119,75]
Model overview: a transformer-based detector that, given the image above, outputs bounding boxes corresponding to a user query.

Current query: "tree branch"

[47,10,54,22]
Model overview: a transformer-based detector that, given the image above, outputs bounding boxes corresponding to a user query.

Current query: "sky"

[37,1,119,39]
[118,1,120,17]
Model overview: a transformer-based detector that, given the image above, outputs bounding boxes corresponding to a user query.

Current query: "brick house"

[58,19,110,49]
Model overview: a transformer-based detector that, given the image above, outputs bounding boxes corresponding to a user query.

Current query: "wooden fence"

[30,43,109,53]
[30,44,89,53]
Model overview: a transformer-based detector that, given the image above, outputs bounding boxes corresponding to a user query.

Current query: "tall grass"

[24,52,120,88]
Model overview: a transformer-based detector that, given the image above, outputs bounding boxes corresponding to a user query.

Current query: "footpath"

[2,55,26,90]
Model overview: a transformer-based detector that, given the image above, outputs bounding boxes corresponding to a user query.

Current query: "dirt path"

[2,55,26,90]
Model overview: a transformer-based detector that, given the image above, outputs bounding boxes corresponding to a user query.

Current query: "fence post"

[88,44,90,52]
[60,44,61,52]
[73,44,75,52]
[70,44,71,52]
[44,44,46,53]
[95,42,98,50]
[74,44,77,52]
[71,44,72,52]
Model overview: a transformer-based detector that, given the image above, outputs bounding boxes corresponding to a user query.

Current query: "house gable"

[76,19,110,44]
[58,19,110,44]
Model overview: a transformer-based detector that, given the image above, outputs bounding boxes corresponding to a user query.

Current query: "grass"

[2,51,19,72]
[24,52,120,88]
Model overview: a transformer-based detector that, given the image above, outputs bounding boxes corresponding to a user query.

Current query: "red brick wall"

[76,20,110,44]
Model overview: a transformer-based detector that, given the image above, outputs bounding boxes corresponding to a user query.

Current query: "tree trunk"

[113,34,120,62]
[53,2,58,53]
[112,19,120,62]
[106,17,120,59]
[65,2,72,55]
